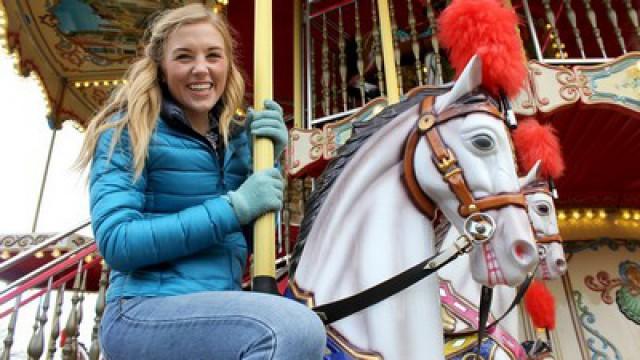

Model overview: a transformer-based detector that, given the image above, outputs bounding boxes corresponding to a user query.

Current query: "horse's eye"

[471,134,495,151]
[536,203,550,215]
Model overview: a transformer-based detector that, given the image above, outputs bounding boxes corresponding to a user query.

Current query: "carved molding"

[513,52,640,117]
[0,233,93,252]
[287,98,388,178]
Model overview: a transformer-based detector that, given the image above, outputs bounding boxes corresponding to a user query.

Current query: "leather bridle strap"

[404,95,527,220]
[312,235,472,325]
[477,285,494,356]
[449,272,535,338]
[536,234,563,244]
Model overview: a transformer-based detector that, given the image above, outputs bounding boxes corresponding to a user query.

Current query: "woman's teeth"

[189,83,212,91]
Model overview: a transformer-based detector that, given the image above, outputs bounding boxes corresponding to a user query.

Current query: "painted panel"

[551,244,640,359]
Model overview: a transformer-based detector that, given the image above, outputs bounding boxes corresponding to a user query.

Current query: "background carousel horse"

[439,164,566,360]
[288,55,538,360]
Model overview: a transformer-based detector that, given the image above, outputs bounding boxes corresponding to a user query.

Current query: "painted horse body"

[289,57,537,360]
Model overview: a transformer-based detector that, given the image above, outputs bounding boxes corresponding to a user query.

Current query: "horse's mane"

[289,86,451,277]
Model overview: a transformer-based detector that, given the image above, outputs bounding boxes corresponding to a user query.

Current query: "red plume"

[512,118,565,179]
[438,0,527,98]
[524,280,556,330]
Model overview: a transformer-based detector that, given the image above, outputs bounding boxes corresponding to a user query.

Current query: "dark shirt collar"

[160,86,221,133]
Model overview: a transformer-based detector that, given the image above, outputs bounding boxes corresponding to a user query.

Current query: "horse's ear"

[435,54,482,112]
[519,159,542,188]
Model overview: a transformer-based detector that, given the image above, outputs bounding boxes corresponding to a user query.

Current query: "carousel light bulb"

[93,81,99,87]
[633,211,640,221]
[0,250,10,260]
[103,81,109,86]
[622,210,631,220]
[598,209,607,219]
[51,248,61,257]
[35,251,44,259]
[571,210,581,220]
[85,255,94,263]
[558,210,567,221]
[74,82,81,88]
[545,24,552,30]
[83,81,89,88]
[585,209,594,219]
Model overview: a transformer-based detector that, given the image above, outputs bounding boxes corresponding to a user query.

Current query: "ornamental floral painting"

[585,260,640,325]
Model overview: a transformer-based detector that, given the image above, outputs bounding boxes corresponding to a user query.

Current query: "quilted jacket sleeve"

[89,128,241,272]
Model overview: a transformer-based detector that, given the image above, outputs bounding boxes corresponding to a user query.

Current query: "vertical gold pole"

[376,0,399,103]
[293,0,303,128]
[253,0,277,292]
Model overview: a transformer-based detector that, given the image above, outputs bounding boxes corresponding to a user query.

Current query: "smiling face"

[161,22,228,124]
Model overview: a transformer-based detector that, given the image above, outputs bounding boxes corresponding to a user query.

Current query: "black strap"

[313,247,465,325]
[476,286,494,356]
[449,273,535,338]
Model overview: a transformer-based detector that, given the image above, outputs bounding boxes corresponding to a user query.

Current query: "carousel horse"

[288,55,538,360]
[438,162,567,359]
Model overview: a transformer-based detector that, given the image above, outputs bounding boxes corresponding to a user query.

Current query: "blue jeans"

[99,291,326,360]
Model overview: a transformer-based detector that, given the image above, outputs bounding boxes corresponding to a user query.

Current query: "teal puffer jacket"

[89,106,251,302]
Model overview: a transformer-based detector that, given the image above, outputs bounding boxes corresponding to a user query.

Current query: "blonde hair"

[77,4,245,179]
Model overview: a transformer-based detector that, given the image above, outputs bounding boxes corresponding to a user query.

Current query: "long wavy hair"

[77,4,245,180]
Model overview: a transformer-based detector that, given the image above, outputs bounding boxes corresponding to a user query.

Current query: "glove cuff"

[227,191,250,225]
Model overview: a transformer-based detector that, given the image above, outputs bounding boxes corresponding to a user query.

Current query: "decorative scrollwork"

[573,291,623,360]
[309,132,325,161]
[532,68,550,106]
[556,69,591,101]
[585,271,623,304]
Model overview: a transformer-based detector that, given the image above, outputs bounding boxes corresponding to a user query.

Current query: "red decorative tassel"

[438,0,528,98]
[524,280,556,330]
[512,118,565,179]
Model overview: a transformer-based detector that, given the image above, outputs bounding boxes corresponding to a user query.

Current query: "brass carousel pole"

[376,0,400,104]
[293,0,303,129]
[252,0,278,294]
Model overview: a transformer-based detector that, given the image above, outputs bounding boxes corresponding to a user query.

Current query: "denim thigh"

[99,291,326,360]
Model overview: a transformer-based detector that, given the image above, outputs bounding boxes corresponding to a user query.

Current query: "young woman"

[77,4,325,359]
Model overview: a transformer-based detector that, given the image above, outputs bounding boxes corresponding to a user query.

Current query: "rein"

[312,95,530,327]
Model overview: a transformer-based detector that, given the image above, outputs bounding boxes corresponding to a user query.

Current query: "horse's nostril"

[512,240,537,268]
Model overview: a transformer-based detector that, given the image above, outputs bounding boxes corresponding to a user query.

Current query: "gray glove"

[247,100,288,159]
[227,168,284,225]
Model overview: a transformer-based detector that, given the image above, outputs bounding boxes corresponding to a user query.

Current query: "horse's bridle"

[311,94,534,339]
[523,184,563,244]
[403,95,527,220]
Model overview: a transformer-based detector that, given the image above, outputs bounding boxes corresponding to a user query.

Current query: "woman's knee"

[271,299,326,358]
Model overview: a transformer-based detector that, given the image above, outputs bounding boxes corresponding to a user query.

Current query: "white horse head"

[290,55,535,360]
[520,162,567,280]
[415,55,537,287]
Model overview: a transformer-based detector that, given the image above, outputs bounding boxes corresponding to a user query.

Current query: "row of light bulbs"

[74,79,128,89]
[0,249,99,264]
[557,209,640,222]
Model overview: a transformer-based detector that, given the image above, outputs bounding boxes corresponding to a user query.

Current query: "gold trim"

[289,281,383,360]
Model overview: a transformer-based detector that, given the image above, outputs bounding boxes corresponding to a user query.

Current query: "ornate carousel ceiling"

[0,0,220,128]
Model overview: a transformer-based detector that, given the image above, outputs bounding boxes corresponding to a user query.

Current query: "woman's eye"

[176,54,191,60]
[207,53,222,59]
[536,203,550,215]
[471,134,495,151]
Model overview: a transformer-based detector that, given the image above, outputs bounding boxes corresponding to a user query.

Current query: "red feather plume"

[438,0,527,98]
[512,118,565,179]
[524,280,556,330]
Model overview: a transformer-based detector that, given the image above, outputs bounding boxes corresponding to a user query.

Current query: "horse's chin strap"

[449,271,536,339]
[312,235,473,325]
[477,285,494,356]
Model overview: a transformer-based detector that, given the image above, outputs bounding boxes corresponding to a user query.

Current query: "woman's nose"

[192,58,208,74]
